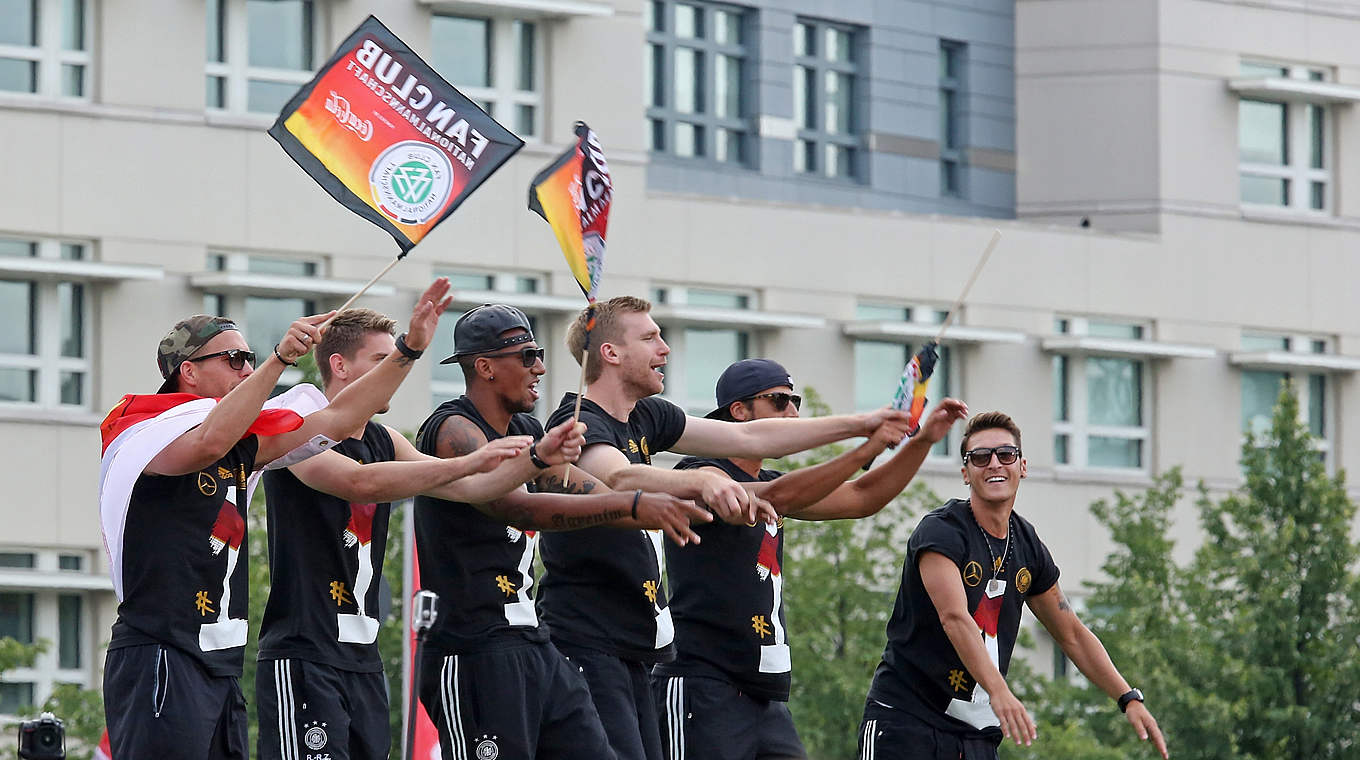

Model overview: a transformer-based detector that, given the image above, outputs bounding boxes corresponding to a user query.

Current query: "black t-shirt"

[538,393,688,662]
[257,421,395,672]
[867,498,1060,741]
[108,436,259,677]
[654,457,792,701]
[413,396,549,653]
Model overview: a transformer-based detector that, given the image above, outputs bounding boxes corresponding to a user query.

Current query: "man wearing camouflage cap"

[97,278,455,760]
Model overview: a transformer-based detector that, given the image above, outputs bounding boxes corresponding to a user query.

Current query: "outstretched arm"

[673,407,913,460]
[287,435,532,504]
[579,443,757,524]
[920,551,1036,748]
[418,417,586,504]
[146,312,333,475]
[785,399,968,521]
[1027,583,1168,759]
[255,278,451,468]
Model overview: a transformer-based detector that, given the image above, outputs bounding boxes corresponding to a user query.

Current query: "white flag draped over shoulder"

[98,384,330,599]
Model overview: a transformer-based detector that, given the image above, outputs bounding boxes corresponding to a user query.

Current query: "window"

[0,237,91,410]
[206,0,319,114]
[1239,333,1330,457]
[852,304,954,457]
[431,271,545,415]
[793,19,863,179]
[651,287,752,414]
[203,254,320,391]
[430,15,542,138]
[1052,319,1147,469]
[939,40,966,197]
[0,590,36,716]
[1238,61,1330,212]
[1,549,99,715]
[645,1,753,164]
[0,0,91,98]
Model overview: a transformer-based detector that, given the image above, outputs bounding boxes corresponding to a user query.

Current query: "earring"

[489,375,495,381]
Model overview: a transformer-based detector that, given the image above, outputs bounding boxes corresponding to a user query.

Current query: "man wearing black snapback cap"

[98,279,454,760]
[655,359,967,760]
[541,297,922,760]
[413,303,710,760]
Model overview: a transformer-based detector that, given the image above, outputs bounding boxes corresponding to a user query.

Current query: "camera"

[17,712,65,760]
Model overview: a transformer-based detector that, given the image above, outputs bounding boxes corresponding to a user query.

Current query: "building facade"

[2,0,1359,725]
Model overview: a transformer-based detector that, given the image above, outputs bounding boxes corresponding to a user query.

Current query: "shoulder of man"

[907,499,970,553]
[634,396,687,446]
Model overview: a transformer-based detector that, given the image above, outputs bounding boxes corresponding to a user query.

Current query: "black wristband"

[1117,688,1144,713]
[527,443,550,469]
[631,490,642,520]
[274,345,297,367]
[394,333,423,361]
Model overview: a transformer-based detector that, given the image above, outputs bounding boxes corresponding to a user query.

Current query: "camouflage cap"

[156,315,239,391]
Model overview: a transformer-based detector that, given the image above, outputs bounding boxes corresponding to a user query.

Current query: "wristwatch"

[1117,688,1144,713]
[527,443,551,469]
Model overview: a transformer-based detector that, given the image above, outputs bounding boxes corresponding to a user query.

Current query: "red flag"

[95,728,112,760]
[100,393,304,454]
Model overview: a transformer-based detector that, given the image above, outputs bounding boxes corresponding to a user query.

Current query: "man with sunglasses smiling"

[654,358,968,760]
[859,412,1168,760]
[98,279,456,760]
[412,304,710,760]
[541,297,921,760]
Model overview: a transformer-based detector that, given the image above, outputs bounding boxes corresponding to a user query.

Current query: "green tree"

[775,389,942,759]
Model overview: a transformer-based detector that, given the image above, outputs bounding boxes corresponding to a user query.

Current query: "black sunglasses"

[188,348,255,371]
[745,392,802,412]
[963,445,1021,468]
[484,346,545,368]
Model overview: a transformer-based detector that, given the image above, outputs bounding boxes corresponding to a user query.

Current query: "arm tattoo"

[436,417,484,458]
[393,355,415,368]
[549,508,629,530]
[537,473,597,495]
[1057,591,1071,612]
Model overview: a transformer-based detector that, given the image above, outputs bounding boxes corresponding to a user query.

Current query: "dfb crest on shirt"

[303,721,328,750]
[474,735,499,760]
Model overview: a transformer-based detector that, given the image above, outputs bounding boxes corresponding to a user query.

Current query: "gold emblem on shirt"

[751,615,772,639]
[197,472,217,496]
[495,575,517,597]
[1016,567,1032,594]
[948,669,969,692]
[642,579,659,603]
[217,466,233,480]
[962,561,984,587]
[194,590,214,616]
[329,581,353,606]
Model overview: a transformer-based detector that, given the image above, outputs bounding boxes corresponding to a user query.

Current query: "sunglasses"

[484,346,545,368]
[745,392,802,412]
[188,348,256,371]
[963,445,1021,468]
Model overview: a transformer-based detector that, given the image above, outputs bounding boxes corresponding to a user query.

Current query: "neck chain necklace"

[970,505,1014,580]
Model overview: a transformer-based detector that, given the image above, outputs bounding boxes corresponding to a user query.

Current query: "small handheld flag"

[529,122,614,484]
[871,230,1001,465]
[528,121,612,301]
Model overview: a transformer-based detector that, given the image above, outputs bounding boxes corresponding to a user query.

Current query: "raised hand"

[633,493,711,546]
[1125,702,1168,759]
[277,311,336,364]
[534,420,587,467]
[700,472,753,524]
[403,277,452,351]
[463,436,533,474]
[859,407,914,445]
[917,398,969,444]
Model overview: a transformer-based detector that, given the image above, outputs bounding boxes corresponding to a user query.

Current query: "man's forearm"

[478,490,639,531]
[761,440,879,513]
[727,414,864,459]
[1062,626,1131,699]
[193,356,289,452]
[607,464,706,499]
[845,435,934,508]
[311,352,417,438]
[427,455,538,504]
[940,611,1011,698]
